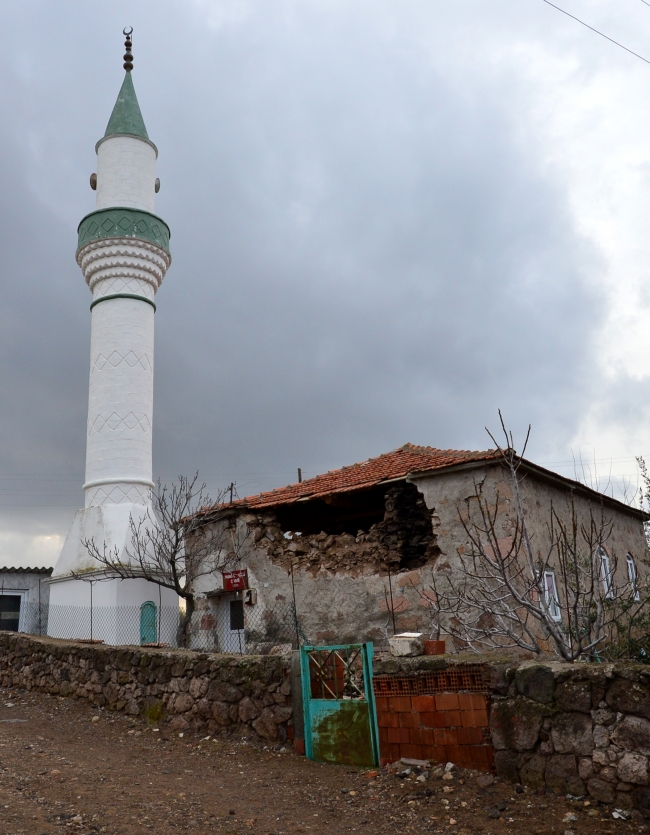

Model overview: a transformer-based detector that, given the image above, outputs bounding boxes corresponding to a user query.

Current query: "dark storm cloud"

[0,1,610,558]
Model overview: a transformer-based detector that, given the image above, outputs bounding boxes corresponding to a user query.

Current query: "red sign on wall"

[222,569,249,591]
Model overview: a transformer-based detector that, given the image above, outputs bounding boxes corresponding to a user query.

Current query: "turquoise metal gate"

[300,643,379,767]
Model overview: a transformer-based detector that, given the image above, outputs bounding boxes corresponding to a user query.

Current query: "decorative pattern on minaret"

[123,27,134,72]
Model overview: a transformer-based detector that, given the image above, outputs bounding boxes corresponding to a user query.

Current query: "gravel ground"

[0,686,646,835]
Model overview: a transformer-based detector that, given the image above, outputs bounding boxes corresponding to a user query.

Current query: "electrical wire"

[541,0,650,65]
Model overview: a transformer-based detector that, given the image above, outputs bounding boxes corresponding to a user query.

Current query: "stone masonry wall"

[247,483,439,576]
[195,463,646,653]
[3,633,650,812]
[490,660,650,811]
[0,633,292,744]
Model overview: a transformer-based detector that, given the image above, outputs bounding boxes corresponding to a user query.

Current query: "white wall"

[48,576,179,645]
[96,135,156,213]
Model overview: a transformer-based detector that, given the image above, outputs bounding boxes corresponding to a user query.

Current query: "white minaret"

[48,30,178,644]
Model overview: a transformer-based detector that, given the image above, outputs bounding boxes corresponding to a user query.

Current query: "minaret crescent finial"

[123,27,133,72]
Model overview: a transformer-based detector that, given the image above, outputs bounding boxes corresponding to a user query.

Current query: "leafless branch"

[431,414,648,661]
[78,474,250,647]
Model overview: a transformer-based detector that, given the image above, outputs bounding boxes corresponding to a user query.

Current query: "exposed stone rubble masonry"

[0,633,292,743]
[245,483,440,577]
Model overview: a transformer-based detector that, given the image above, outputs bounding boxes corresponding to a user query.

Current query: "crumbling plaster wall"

[413,464,647,600]
[193,466,645,649]
[193,475,488,646]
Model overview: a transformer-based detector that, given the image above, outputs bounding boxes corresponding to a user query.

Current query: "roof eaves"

[408,455,649,521]
[517,458,649,520]
[0,566,54,574]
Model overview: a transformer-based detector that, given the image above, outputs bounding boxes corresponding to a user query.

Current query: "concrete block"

[389,633,424,657]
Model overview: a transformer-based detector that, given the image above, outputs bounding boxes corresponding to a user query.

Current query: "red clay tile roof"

[203,444,499,514]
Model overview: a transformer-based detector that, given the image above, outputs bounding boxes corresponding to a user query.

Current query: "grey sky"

[1,0,649,565]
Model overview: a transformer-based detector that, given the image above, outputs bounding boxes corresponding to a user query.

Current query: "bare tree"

[430,414,648,662]
[79,474,245,647]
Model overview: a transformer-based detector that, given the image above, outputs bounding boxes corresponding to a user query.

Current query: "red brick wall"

[374,691,494,771]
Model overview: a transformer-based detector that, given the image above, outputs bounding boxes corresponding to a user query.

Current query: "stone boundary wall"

[0,633,292,743]
[3,633,650,813]
[490,660,650,812]
[374,654,650,812]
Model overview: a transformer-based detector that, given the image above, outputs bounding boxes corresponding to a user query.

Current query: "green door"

[300,644,379,767]
[140,601,157,644]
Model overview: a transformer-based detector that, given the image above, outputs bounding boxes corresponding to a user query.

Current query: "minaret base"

[47,505,178,645]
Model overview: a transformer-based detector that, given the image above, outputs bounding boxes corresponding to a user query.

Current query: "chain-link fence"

[8,599,308,656]
[16,602,179,647]
[186,598,308,654]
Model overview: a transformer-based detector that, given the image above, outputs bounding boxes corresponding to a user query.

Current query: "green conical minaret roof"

[104,71,149,140]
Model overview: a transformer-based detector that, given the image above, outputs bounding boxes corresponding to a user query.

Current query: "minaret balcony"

[77,206,170,253]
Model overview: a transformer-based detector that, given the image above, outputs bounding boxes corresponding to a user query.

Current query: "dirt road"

[0,686,644,835]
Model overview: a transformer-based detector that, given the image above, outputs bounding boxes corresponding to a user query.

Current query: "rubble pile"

[246,484,440,576]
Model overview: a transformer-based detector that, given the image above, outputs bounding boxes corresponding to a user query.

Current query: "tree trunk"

[177,594,195,648]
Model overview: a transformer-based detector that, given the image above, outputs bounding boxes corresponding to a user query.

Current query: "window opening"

[543,571,562,621]
[627,554,640,602]
[230,598,244,631]
[0,595,21,632]
[599,548,614,599]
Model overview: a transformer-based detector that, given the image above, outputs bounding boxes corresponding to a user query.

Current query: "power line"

[541,0,650,65]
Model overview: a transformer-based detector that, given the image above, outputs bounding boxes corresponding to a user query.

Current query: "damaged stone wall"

[192,463,646,651]
[189,468,531,647]
[246,482,440,576]
[0,633,292,744]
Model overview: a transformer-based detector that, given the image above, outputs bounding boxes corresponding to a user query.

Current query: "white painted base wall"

[48,577,179,645]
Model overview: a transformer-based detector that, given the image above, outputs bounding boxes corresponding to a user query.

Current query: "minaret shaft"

[50,53,171,583]
[96,135,157,212]
[80,126,165,508]
[84,295,155,506]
